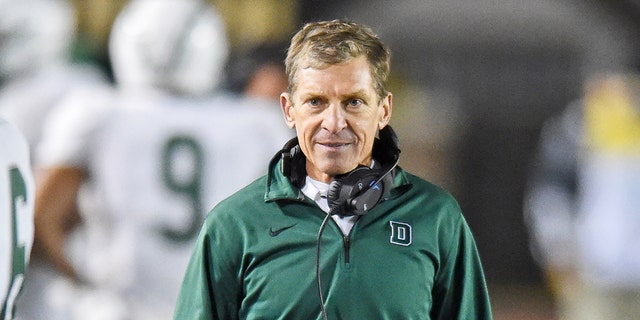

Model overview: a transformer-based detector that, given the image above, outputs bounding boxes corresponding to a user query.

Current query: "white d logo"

[389,221,412,246]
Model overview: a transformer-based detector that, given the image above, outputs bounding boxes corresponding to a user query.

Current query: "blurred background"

[5,0,640,319]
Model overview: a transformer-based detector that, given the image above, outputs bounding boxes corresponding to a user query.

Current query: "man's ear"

[378,92,393,129]
[280,92,295,129]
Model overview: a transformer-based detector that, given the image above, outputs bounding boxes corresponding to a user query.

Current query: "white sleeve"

[36,86,115,168]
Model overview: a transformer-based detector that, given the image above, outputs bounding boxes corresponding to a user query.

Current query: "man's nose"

[322,103,347,133]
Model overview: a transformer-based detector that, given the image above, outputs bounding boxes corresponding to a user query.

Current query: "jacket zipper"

[343,235,351,263]
[329,217,352,264]
[320,203,353,265]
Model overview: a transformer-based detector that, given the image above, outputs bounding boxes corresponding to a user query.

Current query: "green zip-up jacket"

[174,154,493,320]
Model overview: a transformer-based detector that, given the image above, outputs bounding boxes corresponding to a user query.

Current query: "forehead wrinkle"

[295,57,375,98]
[298,85,369,101]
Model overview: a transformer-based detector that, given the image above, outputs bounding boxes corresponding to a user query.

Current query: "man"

[174,20,492,319]
[0,118,34,320]
[525,72,640,320]
[224,40,289,100]
[31,0,292,319]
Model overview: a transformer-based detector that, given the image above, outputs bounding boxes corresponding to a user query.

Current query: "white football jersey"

[0,64,108,163]
[36,87,293,319]
[0,118,34,320]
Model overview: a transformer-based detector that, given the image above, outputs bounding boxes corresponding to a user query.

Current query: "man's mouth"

[321,142,348,147]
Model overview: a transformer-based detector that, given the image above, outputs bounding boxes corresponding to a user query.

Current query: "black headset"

[282,126,401,320]
[281,125,400,216]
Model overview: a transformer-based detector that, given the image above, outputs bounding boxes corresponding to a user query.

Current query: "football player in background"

[0,1,109,319]
[0,0,108,156]
[224,40,290,100]
[31,0,292,319]
[1,118,35,320]
[525,73,640,320]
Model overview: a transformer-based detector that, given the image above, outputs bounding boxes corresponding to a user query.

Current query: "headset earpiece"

[327,166,385,216]
[281,137,306,187]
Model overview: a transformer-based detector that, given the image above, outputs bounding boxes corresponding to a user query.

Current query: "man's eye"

[308,98,321,106]
[347,99,363,107]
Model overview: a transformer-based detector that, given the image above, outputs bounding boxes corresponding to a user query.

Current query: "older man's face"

[280,56,392,183]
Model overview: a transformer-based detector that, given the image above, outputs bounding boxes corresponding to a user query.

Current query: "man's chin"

[322,164,359,177]
[307,157,360,179]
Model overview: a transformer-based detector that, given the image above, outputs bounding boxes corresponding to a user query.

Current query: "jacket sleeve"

[430,209,493,320]
[173,215,241,320]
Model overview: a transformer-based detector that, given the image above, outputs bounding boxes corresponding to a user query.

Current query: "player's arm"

[33,166,85,283]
